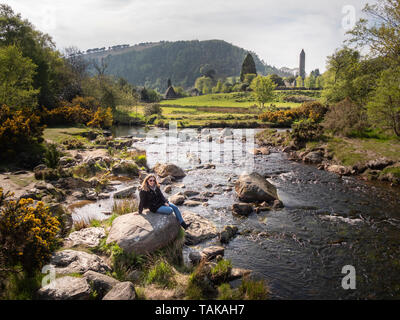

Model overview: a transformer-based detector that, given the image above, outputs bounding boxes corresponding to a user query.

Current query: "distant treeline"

[84,40,293,92]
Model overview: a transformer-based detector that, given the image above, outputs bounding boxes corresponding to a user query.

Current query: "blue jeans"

[156,202,184,224]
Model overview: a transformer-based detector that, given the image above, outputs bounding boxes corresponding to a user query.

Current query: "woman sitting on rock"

[138,174,191,230]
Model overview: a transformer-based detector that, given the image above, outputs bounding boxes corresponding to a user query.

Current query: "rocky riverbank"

[1,128,271,300]
[256,129,400,187]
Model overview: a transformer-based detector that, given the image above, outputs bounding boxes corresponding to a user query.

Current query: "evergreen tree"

[240,53,257,82]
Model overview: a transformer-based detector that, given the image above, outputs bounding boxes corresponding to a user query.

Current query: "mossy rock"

[379,165,400,184]
[111,161,139,177]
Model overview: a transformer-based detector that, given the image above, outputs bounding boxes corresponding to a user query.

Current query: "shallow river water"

[76,126,400,299]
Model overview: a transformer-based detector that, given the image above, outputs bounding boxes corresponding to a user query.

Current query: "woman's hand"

[165,202,170,206]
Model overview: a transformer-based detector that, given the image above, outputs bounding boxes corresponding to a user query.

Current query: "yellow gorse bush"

[87,107,113,129]
[258,101,327,126]
[0,105,43,156]
[0,187,60,274]
[41,99,113,129]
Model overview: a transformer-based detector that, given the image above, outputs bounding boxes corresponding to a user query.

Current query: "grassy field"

[159,91,309,109]
[159,91,321,127]
[115,90,322,128]
[320,136,400,167]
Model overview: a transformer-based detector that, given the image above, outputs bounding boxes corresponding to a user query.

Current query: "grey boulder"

[49,250,111,275]
[83,271,119,298]
[153,163,186,179]
[235,172,279,203]
[106,212,180,255]
[182,211,218,245]
[38,276,91,300]
[63,227,106,248]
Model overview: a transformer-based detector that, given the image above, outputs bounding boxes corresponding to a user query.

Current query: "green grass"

[160,92,304,109]
[1,270,43,300]
[112,199,138,215]
[114,91,322,128]
[238,277,269,300]
[322,136,400,167]
[210,259,232,283]
[145,260,175,288]
[381,166,400,178]
[9,175,36,188]
[43,126,92,144]
[325,138,365,166]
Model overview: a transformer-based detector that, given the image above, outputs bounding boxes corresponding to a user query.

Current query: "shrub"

[323,97,368,137]
[43,143,63,169]
[87,107,113,129]
[146,260,175,288]
[258,101,327,126]
[291,119,324,144]
[0,188,60,275]
[1,270,43,300]
[299,101,328,122]
[66,96,101,112]
[144,103,162,117]
[0,105,44,160]
[42,98,113,129]
[41,105,92,126]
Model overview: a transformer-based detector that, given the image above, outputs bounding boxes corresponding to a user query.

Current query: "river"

[75,125,400,299]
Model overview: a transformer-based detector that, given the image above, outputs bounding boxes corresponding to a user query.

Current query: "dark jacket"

[138,186,167,214]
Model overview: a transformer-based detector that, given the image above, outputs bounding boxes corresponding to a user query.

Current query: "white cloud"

[4,0,375,72]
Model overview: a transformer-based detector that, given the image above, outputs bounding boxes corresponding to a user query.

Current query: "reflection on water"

[82,125,400,299]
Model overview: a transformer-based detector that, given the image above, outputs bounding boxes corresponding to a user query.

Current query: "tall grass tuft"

[112,198,138,215]
[43,143,63,169]
[238,276,269,300]
[145,259,175,288]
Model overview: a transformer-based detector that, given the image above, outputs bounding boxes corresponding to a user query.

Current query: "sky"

[5,0,374,73]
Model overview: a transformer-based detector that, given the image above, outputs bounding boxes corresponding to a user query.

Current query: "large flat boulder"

[182,211,218,245]
[37,276,91,300]
[106,212,180,254]
[49,250,111,275]
[234,172,279,203]
[153,163,186,179]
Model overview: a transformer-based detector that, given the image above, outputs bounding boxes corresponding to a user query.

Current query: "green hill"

[84,40,290,92]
